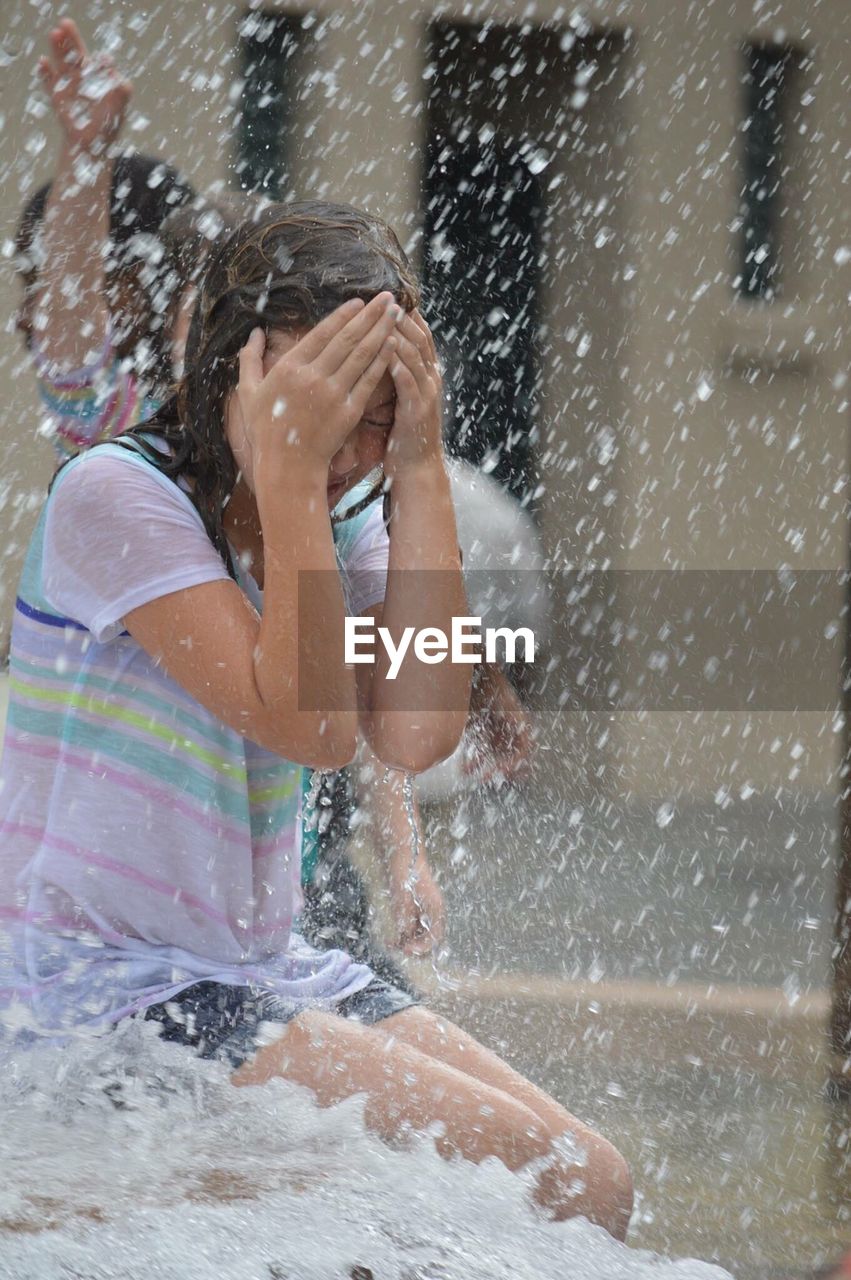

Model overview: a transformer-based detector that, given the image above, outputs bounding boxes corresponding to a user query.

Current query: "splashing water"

[385,768,460,992]
[0,1020,733,1280]
[303,767,331,837]
[400,770,421,869]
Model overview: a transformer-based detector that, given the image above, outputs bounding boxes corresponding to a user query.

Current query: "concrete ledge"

[415,968,831,1084]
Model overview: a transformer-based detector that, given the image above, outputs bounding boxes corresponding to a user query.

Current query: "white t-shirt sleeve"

[339,501,389,616]
[43,452,231,642]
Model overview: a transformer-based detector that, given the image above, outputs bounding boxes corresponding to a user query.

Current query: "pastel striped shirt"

[0,443,390,1037]
[32,329,155,462]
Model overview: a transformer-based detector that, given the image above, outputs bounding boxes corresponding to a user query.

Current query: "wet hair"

[156,192,260,299]
[122,199,420,574]
[15,152,195,381]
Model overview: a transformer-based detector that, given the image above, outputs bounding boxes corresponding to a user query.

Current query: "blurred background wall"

[1,0,849,803]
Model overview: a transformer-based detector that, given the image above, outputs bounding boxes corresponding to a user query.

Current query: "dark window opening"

[235,12,302,197]
[423,23,547,514]
[738,43,798,300]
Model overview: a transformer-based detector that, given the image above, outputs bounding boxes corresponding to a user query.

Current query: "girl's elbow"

[266,713,358,770]
[305,738,358,770]
[306,721,358,770]
[371,721,465,775]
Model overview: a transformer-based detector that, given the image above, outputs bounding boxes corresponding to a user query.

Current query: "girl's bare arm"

[124,298,399,768]
[123,469,354,769]
[354,753,446,954]
[35,19,131,370]
[358,312,471,773]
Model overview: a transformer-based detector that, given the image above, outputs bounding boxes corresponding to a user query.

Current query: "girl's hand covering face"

[38,18,132,154]
[232,292,401,488]
[384,310,445,478]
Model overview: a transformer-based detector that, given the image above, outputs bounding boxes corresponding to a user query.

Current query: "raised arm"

[35,18,131,372]
[358,310,471,773]
[122,296,400,767]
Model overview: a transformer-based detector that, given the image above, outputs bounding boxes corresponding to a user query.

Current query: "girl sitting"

[0,201,631,1238]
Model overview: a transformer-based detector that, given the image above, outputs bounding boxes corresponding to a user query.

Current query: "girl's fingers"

[407,313,443,387]
[400,312,431,357]
[46,34,66,81]
[389,355,418,407]
[393,331,432,397]
[387,360,419,463]
[333,308,399,391]
[237,327,266,395]
[54,19,86,67]
[37,56,57,89]
[411,309,439,364]
[291,297,366,364]
[389,355,417,399]
[398,316,438,385]
[348,339,396,416]
[311,291,399,377]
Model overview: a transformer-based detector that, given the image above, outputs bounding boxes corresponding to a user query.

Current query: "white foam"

[0,1020,733,1280]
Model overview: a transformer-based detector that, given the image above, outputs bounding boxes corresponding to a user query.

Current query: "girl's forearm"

[354,756,432,891]
[369,460,471,770]
[255,464,358,767]
[364,759,426,862]
[36,143,113,371]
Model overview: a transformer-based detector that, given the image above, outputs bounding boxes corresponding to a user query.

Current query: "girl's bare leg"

[368,1005,633,1239]
[232,1008,631,1237]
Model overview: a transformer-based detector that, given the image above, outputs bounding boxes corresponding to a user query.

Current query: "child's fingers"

[291,297,366,364]
[57,17,87,53]
[399,311,431,354]
[101,63,133,108]
[311,292,399,377]
[393,331,433,398]
[46,32,67,82]
[399,314,441,387]
[411,309,439,366]
[237,326,266,395]
[333,309,399,392]
[348,339,396,416]
[389,354,418,407]
[37,56,58,91]
[53,18,86,67]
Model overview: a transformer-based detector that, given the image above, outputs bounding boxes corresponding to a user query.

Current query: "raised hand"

[232,292,400,489]
[385,309,445,477]
[38,17,132,156]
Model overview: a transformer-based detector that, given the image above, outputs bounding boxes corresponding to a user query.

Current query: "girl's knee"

[590,1137,633,1239]
[539,1130,633,1239]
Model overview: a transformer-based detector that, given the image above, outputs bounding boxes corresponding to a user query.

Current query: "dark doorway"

[423,132,543,509]
[234,12,303,197]
[423,23,547,513]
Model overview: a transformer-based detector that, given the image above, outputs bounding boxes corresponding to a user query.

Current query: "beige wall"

[1,0,848,798]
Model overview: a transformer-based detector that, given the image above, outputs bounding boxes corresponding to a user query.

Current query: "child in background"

[15,20,194,453]
[0,199,632,1235]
